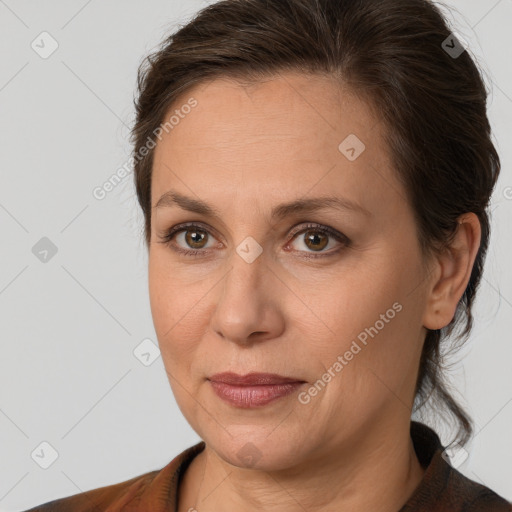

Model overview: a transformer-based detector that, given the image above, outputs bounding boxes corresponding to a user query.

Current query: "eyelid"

[285,222,349,255]
[158,221,222,243]
[160,220,218,236]
[156,222,222,256]
[158,221,349,256]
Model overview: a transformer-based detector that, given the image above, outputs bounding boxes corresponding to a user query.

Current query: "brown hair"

[131,0,500,446]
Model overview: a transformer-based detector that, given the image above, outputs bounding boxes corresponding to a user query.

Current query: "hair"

[130,0,500,447]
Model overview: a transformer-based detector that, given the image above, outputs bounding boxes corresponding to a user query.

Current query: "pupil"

[188,230,205,247]
[306,230,327,251]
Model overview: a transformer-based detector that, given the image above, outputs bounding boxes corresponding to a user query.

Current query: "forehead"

[159,72,380,147]
[151,71,401,217]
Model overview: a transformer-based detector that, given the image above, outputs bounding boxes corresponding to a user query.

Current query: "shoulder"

[403,422,511,511]
[20,469,159,512]
[19,441,206,512]
[444,465,512,511]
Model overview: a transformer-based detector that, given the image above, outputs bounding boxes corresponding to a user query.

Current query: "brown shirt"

[22,421,511,511]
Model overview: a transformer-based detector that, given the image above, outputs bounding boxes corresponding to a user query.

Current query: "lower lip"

[209,381,304,408]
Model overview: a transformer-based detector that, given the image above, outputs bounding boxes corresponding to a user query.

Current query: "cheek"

[149,250,200,331]
[299,259,402,347]
[148,252,230,398]
[302,254,421,395]
[148,253,203,366]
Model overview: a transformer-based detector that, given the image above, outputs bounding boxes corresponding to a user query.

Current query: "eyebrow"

[153,190,372,219]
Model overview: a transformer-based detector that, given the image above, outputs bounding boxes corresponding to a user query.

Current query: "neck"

[177,416,426,512]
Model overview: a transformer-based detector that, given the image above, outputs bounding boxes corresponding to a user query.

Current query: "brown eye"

[303,229,329,251]
[159,222,349,259]
[184,228,208,249]
[288,223,349,257]
[158,223,218,257]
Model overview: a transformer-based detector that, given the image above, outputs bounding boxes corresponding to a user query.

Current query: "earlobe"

[422,214,481,331]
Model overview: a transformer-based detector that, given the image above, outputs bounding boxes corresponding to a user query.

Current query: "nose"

[209,246,285,346]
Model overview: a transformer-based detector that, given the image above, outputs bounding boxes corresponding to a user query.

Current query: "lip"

[208,372,306,408]
[208,372,304,386]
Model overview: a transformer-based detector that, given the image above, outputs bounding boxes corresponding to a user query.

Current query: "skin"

[147,71,481,512]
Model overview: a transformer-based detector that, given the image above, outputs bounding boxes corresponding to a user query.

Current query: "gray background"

[0,1,511,510]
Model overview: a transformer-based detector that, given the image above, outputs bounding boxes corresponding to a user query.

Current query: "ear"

[422,213,481,330]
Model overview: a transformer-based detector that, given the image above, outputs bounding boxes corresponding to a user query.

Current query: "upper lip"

[208,372,305,386]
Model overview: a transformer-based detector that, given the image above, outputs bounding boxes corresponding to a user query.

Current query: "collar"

[133,421,510,511]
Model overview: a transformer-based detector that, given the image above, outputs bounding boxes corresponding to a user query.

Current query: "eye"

[157,222,350,258]
[286,223,349,258]
[157,222,220,257]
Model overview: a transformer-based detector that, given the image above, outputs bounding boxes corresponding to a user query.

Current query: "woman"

[24,0,511,510]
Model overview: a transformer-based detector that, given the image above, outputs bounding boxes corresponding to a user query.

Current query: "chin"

[204,427,312,471]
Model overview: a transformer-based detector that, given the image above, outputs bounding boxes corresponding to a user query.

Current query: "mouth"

[207,372,306,408]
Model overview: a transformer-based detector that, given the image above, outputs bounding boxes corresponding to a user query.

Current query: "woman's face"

[148,72,432,470]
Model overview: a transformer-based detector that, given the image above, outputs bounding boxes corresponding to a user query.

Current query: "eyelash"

[157,222,350,259]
